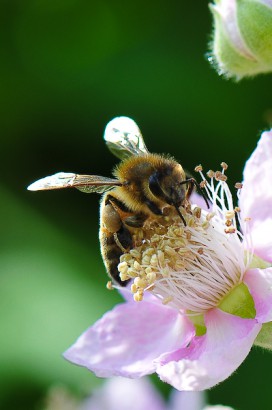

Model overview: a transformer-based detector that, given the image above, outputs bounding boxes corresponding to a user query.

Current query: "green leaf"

[0,185,121,400]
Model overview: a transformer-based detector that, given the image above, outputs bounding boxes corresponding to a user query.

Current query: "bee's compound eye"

[149,173,162,198]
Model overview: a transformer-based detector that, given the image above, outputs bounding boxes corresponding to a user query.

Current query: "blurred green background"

[1,1,272,409]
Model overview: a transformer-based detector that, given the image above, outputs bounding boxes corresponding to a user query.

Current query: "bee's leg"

[100,228,131,286]
[145,199,163,216]
[99,195,132,286]
[123,213,147,228]
[103,194,133,251]
[113,227,132,253]
[105,194,131,213]
[104,194,148,228]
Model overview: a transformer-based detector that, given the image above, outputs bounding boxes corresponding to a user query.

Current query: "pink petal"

[64,300,195,378]
[168,390,206,410]
[156,309,261,390]
[243,268,272,323]
[240,130,272,262]
[191,192,210,212]
[82,377,166,410]
[204,407,234,410]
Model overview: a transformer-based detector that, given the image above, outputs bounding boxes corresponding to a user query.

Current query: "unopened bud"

[209,0,272,80]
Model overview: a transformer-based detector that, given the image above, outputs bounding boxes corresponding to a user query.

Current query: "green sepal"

[209,0,272,78]
[218,282,256,319]
[237,0,272,64]
[248,254,272,269]
[209,4,262,78]
[254,322,272,350]
[187,312,207,336]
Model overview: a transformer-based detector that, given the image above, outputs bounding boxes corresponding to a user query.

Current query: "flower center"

[117,164,252,314]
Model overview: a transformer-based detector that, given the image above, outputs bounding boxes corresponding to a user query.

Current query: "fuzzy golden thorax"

[113,153,187,216]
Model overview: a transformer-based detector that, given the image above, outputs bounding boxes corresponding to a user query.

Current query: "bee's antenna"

[174,204,187,226]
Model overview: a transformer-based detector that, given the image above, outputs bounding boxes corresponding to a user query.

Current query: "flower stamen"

[116,163,253,315]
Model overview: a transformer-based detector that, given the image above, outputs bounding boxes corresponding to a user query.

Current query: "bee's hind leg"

[123,213,147,228]
[99,196,133,286]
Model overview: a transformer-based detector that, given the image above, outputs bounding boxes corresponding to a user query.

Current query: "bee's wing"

[104,116,149,160]
[27,172,121,194]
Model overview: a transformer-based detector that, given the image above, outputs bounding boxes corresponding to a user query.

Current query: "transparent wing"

[27,172,121,194]
[104,116,149,160]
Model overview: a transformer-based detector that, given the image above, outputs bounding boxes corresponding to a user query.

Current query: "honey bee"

[28,117,208,286]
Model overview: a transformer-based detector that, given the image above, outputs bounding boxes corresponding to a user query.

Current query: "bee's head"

[149,162,209,225]
[149,163,187,210]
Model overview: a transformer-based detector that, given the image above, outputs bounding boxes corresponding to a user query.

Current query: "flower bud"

[209,0,272,79]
